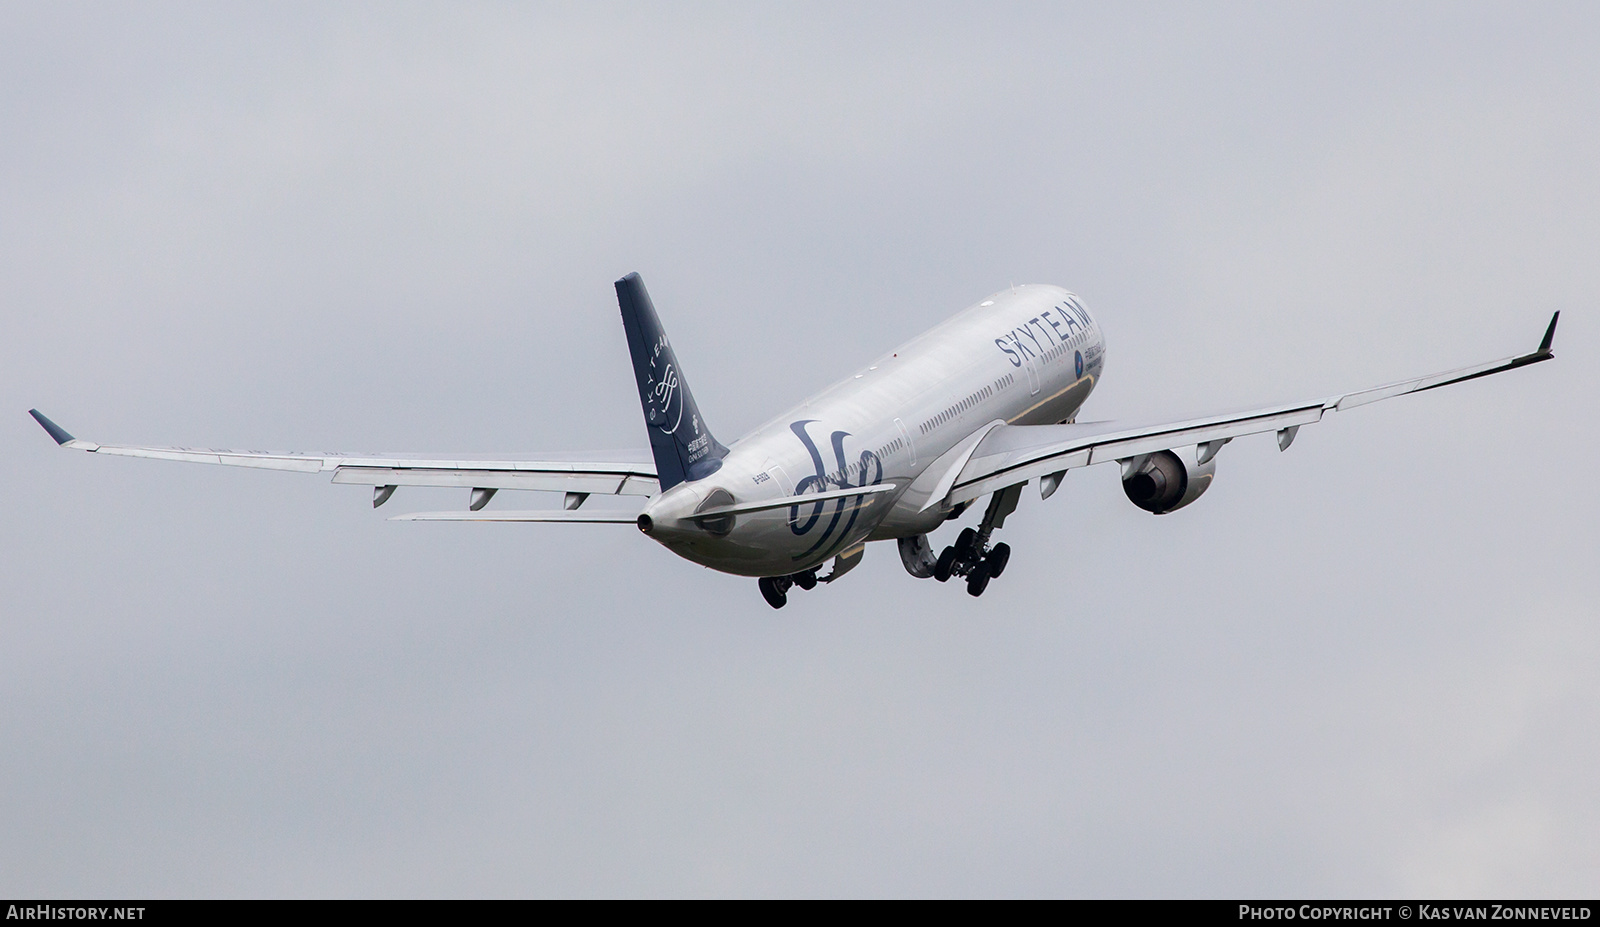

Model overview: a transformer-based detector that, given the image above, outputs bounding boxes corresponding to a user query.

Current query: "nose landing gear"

[758,568,818,609]
[759,575,791,609]
[756,545,865,608]
[932,484,1022,597]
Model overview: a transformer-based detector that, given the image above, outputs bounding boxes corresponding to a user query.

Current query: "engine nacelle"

[1121,445,1216,514]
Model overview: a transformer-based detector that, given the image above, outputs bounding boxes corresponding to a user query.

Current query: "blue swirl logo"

[788,420,883,561]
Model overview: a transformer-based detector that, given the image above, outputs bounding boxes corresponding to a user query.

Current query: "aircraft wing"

[945,312,1559,507]
[26,411,660,502]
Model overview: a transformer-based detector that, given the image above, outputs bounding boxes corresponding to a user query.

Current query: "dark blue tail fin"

[615,273,727,491]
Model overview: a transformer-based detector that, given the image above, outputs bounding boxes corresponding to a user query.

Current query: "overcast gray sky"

[3,1,1598,898]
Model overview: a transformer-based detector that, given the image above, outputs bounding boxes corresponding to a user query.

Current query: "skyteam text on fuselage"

[31,273,1558,608]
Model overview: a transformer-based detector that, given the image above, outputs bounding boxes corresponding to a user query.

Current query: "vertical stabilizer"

[615,273,727,491]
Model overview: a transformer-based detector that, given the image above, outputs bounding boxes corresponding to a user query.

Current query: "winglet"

[29,409,75,445]
[1538,311,1559,356]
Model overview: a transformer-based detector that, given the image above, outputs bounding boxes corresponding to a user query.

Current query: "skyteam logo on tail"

[616,272,727,489]
[788,420,883,561]
[645,335,684,435]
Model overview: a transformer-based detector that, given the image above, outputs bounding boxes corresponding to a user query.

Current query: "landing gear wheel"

[758,577,788,609]
[793,571,818,591]
[986,543,1011,578]
[955,527,979,558]
[933,547,956,582]
[966,567,991,597]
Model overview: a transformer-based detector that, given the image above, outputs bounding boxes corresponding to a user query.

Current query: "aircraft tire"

[955,527,979,558]
[934,547,956,582]
[793,571,817,591]
[966,569,990,597]
[986,543,1011,578]
[758,577,788,609]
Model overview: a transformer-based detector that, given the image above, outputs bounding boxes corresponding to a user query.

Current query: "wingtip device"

[29,409,74,445]
[1539,311,1560,356]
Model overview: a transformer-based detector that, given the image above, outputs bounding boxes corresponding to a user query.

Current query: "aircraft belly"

[664,505,884,577]
[868,504,947,540]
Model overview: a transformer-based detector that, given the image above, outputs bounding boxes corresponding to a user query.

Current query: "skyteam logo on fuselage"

[993,298,1094,368]
[787,420,882,562]
[1075,349,1084,378]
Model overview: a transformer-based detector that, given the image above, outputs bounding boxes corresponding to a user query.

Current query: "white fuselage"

[639,285,1107,576]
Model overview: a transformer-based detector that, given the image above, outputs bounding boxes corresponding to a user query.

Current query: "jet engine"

[1121,445,1216,514]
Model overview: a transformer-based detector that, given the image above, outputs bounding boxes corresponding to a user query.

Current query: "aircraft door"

[1023,351,1042,395]
[761,461,794,496]
[894,418,916,467]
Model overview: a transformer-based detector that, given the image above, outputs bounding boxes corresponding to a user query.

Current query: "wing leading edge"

[946,312,1559,507]
[25,410,659,501]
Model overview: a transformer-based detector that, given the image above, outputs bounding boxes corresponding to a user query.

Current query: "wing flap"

[331,467,652,495]
[1083,405,1325,465]
[954,446,1091,505]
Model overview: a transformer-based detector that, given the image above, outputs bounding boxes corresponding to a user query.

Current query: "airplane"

[31,273,1558,609]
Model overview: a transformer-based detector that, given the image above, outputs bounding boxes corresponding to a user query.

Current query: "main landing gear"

[933,483,1022,597]
[934,528,1010,596]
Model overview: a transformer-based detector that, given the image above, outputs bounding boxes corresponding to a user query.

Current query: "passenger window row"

[920,382,998,435]
[870,437,906,462]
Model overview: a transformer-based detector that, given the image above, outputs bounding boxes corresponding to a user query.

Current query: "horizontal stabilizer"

[390,510,641,523]
[693,482,898,519]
